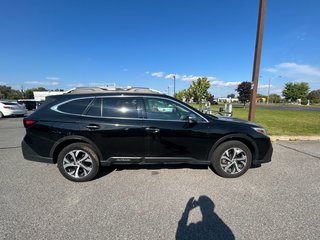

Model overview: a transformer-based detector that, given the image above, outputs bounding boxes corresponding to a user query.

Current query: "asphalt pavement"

[0,117,319,240]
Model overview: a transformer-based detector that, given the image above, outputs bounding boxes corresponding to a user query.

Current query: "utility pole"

[167,86,170,96]
[173,75,176,97]
[248,0,266,121]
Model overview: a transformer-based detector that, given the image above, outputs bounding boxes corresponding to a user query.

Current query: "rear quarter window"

[57,98,93,115]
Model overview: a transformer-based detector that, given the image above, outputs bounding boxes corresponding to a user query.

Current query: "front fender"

[208,133,259,162]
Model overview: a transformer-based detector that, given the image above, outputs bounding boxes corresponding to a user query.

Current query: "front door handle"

[145,127,160,133]
[86,124,100,130]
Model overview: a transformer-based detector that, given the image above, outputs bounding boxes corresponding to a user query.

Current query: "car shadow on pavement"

[95,164,208,180]
[176,196,235,240]
[115,163,209,171]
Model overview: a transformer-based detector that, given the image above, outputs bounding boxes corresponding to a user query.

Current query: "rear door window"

[102,97,140,118]
[86,98,102,117]
[58,98,93,115]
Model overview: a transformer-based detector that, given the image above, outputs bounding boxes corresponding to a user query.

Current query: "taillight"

[24,119,37,127]
[3,106,14,109]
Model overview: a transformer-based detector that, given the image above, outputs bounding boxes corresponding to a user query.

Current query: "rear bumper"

[21,140,54,164]
[3,109,27,116]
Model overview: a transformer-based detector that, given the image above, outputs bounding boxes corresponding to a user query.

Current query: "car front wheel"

[211,140,252,178]
[57,143,100,182]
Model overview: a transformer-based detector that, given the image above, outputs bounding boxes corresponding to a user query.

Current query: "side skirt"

[100,157,210,166]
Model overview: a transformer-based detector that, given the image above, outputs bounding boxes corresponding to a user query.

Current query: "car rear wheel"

[211,140,252,178]
[57,143,100,182]
[0,112,3,118]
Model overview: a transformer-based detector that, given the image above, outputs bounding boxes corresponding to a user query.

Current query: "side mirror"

[188,114,197,124]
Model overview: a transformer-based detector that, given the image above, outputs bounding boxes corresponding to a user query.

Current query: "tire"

[0,112,3,118]
[211,140,252,178]
[57,143,100,182]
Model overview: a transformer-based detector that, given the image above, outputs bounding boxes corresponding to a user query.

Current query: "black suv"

[22,88,272,181]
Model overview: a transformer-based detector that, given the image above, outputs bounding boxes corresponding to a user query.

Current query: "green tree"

[175,90,186,101]
[307,89,320,104]
[282,82,309,102]
[8,89,23,99]
[24,89,34,99]
[32,87,47,91]
[227,93,235,98]
[0,85,24,99]
[236,81,252,107]
[188,77,211,108]
[268,94,281,103]
[207,93,215,104]
[0,85,12,99]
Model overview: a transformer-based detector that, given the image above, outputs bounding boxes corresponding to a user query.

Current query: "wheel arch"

[50,135,103,164]
[208,134,258,163]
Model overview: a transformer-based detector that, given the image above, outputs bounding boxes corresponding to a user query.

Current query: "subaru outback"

[22,87,272,182]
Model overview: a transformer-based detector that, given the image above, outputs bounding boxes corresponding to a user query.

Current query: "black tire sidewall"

[211,140,252,178]
[57,143,100,182]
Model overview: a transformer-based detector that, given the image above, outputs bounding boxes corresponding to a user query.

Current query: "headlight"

[252,127,267,135]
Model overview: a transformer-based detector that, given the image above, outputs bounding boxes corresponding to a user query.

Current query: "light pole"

[173,75,176,97]
[267,75,281,104]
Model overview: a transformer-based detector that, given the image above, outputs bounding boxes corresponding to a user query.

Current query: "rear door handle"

[145,127,160,133]
[86,124,100,130]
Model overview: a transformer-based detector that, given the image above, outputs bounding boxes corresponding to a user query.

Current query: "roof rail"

[65,86,163,94]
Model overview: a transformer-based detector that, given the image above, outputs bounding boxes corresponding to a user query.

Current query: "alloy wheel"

[220,147,247,175]
[62,150,93,178]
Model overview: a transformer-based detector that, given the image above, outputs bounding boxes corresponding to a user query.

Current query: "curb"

[270,136,320,141]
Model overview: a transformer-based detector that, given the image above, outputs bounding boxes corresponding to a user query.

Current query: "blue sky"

[1,0,320,97]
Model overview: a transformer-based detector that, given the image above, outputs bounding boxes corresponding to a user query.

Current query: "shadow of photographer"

[176,196,235,240]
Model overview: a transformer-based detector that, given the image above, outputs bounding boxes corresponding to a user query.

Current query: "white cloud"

[0,82,6,85]
[270,88,283,95]
[149,71,217,82]
[210,80,241,87]
[265,62,320,83]
[151,72,165,77]
[258,84,273,89]
[148,71,242,87]
[67,83,85,87]
[164,73,177,79]
[25,81,59,86]
[45,77,60,81]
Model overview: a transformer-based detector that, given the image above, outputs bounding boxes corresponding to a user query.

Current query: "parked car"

[0,101,27,118]
[22,87,272,182]
[17,99,37,111]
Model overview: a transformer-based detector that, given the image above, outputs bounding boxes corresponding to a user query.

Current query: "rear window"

[2,102,19,106]
[58,98,93,115]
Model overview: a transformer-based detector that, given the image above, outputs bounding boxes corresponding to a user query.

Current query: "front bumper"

[253,142,273,164]
[21,140,54,164]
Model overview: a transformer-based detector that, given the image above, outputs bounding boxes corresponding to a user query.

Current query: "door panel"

[78,97,145,160]
[143,97,215,161]
[144,120,213,161]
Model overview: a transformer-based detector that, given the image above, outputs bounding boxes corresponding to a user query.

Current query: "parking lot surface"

[0,117,319,240]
